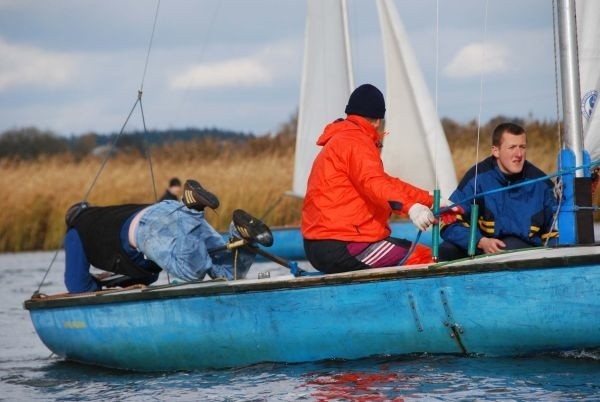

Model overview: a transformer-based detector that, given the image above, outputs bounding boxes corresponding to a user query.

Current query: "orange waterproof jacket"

[301,115,433,242]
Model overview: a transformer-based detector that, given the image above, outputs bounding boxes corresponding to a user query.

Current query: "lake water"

[1,250,599,401]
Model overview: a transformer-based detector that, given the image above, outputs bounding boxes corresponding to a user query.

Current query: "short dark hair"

[169,177,181,187]
[492,122,525,146]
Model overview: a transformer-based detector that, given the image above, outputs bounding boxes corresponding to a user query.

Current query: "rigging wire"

[462,0,489,256]
[138,92,158,201]
[551,0,563,145]
[434,0,440,191]
[82,97,142,203]
[35,0,162,294]
[547,0,564,245]
[137,0,161,202]
[83,0,161,204]
[172,1,223,122]
[139,0,161,93]
[430,0,442,261]
[472,0,490,201]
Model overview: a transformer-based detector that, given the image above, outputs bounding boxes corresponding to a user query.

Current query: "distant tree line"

[0,114,560,161]
[0,126,255,160]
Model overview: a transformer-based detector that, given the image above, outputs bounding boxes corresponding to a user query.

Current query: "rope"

[400,160,599,266]
[437,159,600,215]
[398,230,422,266]
[547,180,564,245]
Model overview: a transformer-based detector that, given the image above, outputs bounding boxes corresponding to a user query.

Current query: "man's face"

[491,132,526,174]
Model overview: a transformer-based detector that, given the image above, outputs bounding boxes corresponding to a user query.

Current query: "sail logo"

[581,89,598,121]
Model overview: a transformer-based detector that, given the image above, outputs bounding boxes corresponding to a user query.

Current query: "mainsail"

[577,0,600,162]
[376,0,457,197]
[291,0,354,197]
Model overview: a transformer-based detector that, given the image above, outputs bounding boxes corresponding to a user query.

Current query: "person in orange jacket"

[301,83,461,274]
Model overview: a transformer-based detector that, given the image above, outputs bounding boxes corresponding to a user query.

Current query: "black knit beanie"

[344,84,386,119]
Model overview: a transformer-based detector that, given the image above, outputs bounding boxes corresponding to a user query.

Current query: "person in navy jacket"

[439,122,558,261]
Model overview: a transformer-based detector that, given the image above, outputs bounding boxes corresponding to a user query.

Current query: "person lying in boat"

[63,179,272,293]
[301,83,462,274]
[438,122,558,261]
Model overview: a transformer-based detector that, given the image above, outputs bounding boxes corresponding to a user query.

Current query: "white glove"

[408,203,435,231]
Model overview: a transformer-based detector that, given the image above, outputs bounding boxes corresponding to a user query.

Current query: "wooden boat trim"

[24,244,599,310]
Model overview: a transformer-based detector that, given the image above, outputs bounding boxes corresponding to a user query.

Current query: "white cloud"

[444,42,511,78]
[0,37,78,91]
[169,57,272,90]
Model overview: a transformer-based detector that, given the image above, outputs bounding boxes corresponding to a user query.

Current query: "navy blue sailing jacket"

[441,156,558,250]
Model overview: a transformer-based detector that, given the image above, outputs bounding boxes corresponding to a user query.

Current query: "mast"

[558,0,584,169]
[557,0,595,244]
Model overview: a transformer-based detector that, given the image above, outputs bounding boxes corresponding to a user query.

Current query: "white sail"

[376,0,457,197]
[577,0,600,161]
[291,0,354,197]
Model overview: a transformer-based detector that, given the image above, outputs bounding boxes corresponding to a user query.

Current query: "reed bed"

[0,125,597,252]
[0,142,302,252]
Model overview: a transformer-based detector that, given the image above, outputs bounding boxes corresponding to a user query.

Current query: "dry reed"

[0,125,597,252]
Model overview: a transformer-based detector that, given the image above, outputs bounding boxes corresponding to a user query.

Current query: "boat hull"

[25,245,600,371]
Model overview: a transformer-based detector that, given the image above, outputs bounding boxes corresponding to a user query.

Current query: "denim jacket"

[135,201,255,281]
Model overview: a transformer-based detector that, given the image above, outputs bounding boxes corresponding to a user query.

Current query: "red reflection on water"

[304,371,406,401]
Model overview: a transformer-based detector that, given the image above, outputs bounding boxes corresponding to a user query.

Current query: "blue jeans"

[135,200,255,281]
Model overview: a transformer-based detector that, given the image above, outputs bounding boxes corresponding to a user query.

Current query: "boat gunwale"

[23,244,600,310]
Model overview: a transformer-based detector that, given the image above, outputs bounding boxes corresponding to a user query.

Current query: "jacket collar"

[345,115,382,144]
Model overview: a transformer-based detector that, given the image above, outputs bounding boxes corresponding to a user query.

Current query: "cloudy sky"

[0,0,557,136]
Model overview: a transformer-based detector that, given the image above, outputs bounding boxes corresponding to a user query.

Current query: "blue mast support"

[432,189,440,261]
[467,204,479,257]
[558,149,576,244]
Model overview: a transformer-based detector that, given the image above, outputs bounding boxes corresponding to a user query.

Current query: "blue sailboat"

[24,0,600,372]
[24,246,600,371]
